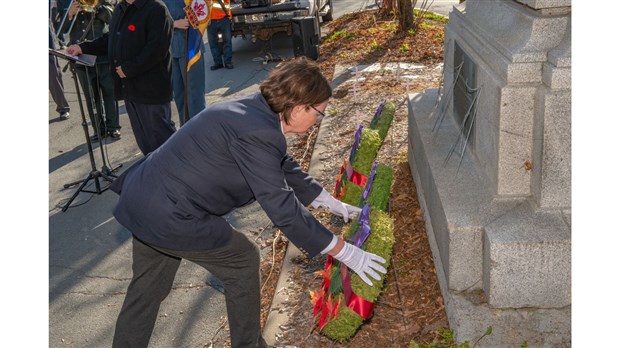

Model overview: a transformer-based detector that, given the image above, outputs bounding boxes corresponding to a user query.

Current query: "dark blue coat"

[112,92,334,257]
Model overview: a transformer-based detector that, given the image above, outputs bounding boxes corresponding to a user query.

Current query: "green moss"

[337,101,395,206]
[341,163,393,211]
[363,164,393,211]
[340,180,364,207]
[338,127,382,206]
[349,210,394,300]
[351,128,381,175]
[318,101,398,342]
[321,305,364,342]
[370,100,395,142]
[321,210,394,341]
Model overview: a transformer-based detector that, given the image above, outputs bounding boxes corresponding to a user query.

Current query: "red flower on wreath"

[128,24,136,32]
[310,264,343,330]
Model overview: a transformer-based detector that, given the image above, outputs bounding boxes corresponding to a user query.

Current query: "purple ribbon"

[358,203,370,226]
[349,204,371,247]
[349,125,363,162]
[349,224,371,248]
[369,101,385,128]
[362,161,378,201]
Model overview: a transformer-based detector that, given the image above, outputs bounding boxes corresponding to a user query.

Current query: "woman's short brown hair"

[259,57,332,124]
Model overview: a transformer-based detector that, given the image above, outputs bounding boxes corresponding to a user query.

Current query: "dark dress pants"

[207,18,233,65]
[124,101,176,156]
[76,64,120,135]
[113,229,268,348]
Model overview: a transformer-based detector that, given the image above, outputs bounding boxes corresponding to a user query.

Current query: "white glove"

[311,189,362,223]
[333,242,387,286]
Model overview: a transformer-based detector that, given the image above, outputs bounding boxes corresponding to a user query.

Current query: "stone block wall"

[443,0,571,206]
[405,1,572,343]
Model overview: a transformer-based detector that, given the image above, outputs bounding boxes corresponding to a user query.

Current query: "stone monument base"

[407,89,570,347]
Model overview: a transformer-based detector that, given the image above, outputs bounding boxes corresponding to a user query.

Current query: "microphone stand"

[48,50,116,212]
[56,4,122,211]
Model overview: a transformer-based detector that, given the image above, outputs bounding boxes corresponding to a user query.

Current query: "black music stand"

[49,48,119,212]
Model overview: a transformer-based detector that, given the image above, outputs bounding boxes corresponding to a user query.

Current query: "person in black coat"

[66,0,176,155]
[108,57,388,348]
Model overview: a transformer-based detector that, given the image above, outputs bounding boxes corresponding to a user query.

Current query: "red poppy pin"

[128,24,136,31]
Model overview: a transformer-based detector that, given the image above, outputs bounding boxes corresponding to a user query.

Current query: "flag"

[183,0,211,71]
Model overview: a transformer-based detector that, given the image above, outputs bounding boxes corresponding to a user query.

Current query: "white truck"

[229,0,333,59]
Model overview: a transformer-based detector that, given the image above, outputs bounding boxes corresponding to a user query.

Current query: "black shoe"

[225,63,234,69]
[59,112,70,120]
[210,64,224,71]
[109,129,121,140]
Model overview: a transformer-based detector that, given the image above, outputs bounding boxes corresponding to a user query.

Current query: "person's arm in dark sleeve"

[281,155,323,205]
[230,130,333,258]
[120,5,172,78]
[79,33,110,56]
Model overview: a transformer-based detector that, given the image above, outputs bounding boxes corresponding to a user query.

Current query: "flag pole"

[183,28,189,125]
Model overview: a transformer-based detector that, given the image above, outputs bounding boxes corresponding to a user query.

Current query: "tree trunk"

[398,0,413,31]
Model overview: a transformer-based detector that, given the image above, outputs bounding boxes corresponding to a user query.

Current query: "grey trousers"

[112,229,268,348]
[49,54,70,115]
[124,101,176,156]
